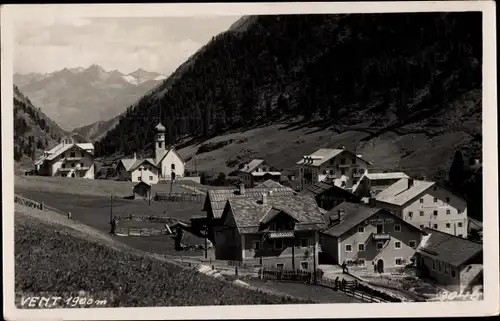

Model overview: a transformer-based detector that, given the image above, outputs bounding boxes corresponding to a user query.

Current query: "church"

[116,122,186,184]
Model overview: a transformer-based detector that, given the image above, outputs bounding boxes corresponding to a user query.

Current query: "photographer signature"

[428,289,482,302]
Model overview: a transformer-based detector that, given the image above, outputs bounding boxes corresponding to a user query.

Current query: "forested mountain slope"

[95,13,482,218]
[13,85,68,169]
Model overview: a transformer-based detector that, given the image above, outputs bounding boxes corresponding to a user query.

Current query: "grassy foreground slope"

[15,206,307,307]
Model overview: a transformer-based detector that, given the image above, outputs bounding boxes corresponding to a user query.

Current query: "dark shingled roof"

[225,194,326,234]
[418,228,483,267]
[322,203,383,237]
[301,181,362,200]
[205,186,296,218]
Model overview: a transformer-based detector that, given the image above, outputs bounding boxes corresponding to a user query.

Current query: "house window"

[432,260,436,270]
[445,265,449,275]
[345,244,352,252]
[438,262,442,271]
[451,270,456,278]
[446,223,451,228]
[458,222,463,227]
[420,224,425,229]
[352,158,356,165]
[80,163,84,167]
[458,234,463,238]
[276,263,285,270]
[340,158,346,165]
[300,239,309,247]
[70,152,75,157]
[409,240,417,248]
[358,226,365,233]
[353,168,357,174]
[62,164,66,168]
[408,212,413,219]
[420,211,424,216]
[71,163,75,168]
[269,222,276,231]
[138,177,142,182]
[329,169,334,175]
[446,197,450,203]
[341,169,346,175]
[376,242,384,250]
[419,198,424,204]
[446,209,451,215]
[171,164,175,170]
[395,258,403,266]
[274,239,283,250]
[395,241,402,249]
[358,244,365,251]
[433,210,438,216]
[149,176,153,180]
[433,197,438,203]
[433,224,438,229]
[394,224,401,232]
[252,241,260,250]
[358,259,366,266]
[300,261,309,270]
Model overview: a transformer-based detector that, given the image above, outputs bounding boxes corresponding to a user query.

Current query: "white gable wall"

[158,150,185,179]
[130,164,159,184]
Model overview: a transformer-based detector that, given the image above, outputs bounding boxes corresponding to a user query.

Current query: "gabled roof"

[468,217,483,230]
[302,181,361,201]
[256,179,283,188]
[418,228,483,267]
[240,159,265,173]
[205,186,297,219]
[36,142,95,164]
[224,194,326,234]
[322,202,425,238]
[129,158,157,172]
[296,148,371,167]
[375,178,436,207]
[364,172,410,181]
[251,171,281,177]
[134,181,152,188]
[156,147,184,166]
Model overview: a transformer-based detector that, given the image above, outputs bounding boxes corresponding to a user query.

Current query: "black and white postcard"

[1,1,498,320]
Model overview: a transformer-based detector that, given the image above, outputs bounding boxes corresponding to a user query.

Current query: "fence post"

[40,202,44,210]
[67,212,72,219]
[235,266,238,277]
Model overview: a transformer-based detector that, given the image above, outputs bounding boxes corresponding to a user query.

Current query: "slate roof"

[296,148,372,167]
[226,194,326,234]
[375,178,436,207]
[322,203,383,237]
[205,186,296,218]
[35,142,95,164]
[303,181,361,201]
[365,172,410,181]
[256,179,283,188]
[418,228,483,267]
[240,159,265,173]
[251,171,281,176]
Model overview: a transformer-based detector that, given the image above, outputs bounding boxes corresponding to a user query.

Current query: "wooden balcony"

[59,167,72,172]
[372,233,391,241]
[268,231,295,239]
[352,173,362,178]
[75,166,90,171]
[64,156,83,161]
[338,164,351,168]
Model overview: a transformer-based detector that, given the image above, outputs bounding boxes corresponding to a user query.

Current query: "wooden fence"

[14,194,68,216]
[117,214,180,225]
[115,227,170,237]
[154,192,204,203]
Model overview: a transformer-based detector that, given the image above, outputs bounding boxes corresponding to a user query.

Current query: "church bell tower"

[155,122,166,165]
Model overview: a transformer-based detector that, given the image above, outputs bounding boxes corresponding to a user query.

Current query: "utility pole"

[170,172,174,194]
[313,231,317,284]
[204,223,208,259]
[109,194,113,233]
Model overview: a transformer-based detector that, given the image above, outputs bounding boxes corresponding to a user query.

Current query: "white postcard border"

[2,1,498,320]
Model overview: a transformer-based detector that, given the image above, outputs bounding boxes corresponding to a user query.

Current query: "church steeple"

[155,121,166,164]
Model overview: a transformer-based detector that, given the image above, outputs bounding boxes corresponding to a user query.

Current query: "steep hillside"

[13,85,67,169]
[95,12,482,215]
[15,65,166,131]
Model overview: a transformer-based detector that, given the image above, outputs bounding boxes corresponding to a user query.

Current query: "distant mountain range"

[14,65,167,132]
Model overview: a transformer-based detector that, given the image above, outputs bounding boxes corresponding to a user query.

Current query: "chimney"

[408,178,414,189]
[368,197,376,207]
[338,209,346,220]
[239,183,245,195]
[261,193,268,205]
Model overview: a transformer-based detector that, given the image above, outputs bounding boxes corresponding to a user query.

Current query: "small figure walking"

[334,276,340,289]
[342,260,348,273]
[341,278,347,290]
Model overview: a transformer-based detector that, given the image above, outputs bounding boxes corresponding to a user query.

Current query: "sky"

[13,16,241,75]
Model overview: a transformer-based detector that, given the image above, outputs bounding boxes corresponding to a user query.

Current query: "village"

[19,119,484,303]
